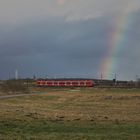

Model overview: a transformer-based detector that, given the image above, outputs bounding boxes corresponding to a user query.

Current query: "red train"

[36,79,94,87]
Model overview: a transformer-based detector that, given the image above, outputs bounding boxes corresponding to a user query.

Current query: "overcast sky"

[0,0,140,80]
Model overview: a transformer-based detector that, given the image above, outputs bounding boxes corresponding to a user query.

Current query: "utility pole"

[115,73,117,81]
[136,75,138,81]
[101,73,103,81]
[135,75,139,87]
[113,73,117,86]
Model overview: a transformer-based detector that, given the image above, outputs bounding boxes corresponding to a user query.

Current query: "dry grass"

[0,88,140,122]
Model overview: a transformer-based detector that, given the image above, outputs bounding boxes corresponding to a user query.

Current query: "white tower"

[15,69,18,80]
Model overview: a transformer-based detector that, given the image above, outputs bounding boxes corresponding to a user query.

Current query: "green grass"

[0,120,140,140]
[35,87,140,94]
[78,88,140,94]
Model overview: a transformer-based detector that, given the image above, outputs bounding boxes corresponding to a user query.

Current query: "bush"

[1,80,29,93]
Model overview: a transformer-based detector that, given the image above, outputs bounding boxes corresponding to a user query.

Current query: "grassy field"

[0,88,140,139]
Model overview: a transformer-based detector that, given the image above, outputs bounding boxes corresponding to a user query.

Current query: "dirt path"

[0,93,35,99]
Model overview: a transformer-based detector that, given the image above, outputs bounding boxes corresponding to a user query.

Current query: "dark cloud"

[0,11,140,80]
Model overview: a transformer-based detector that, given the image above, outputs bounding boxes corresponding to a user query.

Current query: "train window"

[47,82,53,85]
[72,82,78,85]
[66,82,71,85]
[59,82,65,84]
[80,82,84,85]
[42,81,46,85]
[37,81,41,84]
[40,81,44,84]
[86,81,93,86]
[54,82,58,85]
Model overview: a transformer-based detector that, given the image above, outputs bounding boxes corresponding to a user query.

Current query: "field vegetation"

[0,88,140,139]
[0,80,29,96]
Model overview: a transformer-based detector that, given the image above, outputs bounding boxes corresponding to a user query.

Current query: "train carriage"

[36,79,94,87]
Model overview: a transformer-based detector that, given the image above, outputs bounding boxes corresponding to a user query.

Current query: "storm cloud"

[0,0,140,80]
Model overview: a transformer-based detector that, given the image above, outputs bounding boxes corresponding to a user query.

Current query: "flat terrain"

[0,88,140,139]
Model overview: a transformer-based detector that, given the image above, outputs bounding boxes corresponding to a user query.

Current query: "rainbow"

[100,2,133,80]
